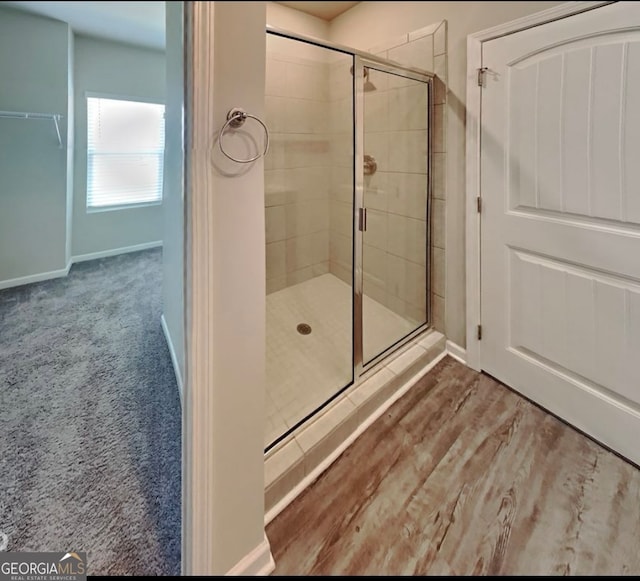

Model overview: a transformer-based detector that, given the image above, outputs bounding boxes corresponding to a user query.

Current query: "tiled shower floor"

[266,273,416,448]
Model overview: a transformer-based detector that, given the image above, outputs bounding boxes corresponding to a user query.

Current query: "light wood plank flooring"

[267,356,640,575]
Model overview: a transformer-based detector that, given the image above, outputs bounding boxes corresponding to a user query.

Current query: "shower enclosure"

[265,27,432,451]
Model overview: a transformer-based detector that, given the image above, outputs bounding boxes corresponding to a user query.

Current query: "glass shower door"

[264,32,355,450]
[357,61,431,367]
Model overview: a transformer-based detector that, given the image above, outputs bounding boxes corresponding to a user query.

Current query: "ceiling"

[2,1,165,50]
[276,1,359,21]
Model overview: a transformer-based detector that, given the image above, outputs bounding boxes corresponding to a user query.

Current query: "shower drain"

[297,323,312,335]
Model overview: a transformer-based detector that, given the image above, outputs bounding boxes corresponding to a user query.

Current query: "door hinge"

[358,207,367,232]
[477,67,488,88]
[477,196,482,213]
[477,324,483,341]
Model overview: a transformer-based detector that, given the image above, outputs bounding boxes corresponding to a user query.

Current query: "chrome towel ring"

[217,107,269,163]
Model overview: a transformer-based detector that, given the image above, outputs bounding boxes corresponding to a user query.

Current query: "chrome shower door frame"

[353,56,434,377]
[264,26,434,451]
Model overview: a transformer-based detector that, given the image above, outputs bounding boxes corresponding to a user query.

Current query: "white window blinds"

[87,97,165,209]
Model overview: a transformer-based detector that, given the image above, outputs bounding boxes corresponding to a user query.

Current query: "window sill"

[87,201,162,214]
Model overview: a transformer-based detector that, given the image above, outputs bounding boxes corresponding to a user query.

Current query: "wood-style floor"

[267,356,640,575]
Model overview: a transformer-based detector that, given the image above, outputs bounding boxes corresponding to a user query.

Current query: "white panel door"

[481,2,640,464]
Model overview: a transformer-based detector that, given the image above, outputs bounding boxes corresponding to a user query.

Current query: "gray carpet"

[0,248,181,575]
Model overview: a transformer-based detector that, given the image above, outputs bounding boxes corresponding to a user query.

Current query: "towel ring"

[218,107,269,163]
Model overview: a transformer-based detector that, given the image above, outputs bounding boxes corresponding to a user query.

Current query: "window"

[87,96,165,210]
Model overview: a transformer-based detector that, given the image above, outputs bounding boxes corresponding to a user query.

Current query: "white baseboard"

[264,350,448,526]
[0,242,163,290]
[71,240,162,264]
[446,340,467,365]
[0,261,72,291]
[161,314,184,404]
[225,534,275,576]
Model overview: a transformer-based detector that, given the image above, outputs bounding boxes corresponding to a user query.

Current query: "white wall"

[72,34,166,257]
[162,1,185,391]
[330,1,563,347]
[0,6,71,286]
[266,1,329,39]
[183,1,270,575]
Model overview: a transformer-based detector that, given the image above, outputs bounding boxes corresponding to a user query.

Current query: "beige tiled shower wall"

[328,54,355,286]
[264,41,333,294]
[267,24,447,331]
[368,22,447,333]
[361,67,429,327]
[328,21,447,333]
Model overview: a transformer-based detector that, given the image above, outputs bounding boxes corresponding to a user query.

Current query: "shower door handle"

[358,207,367,232]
